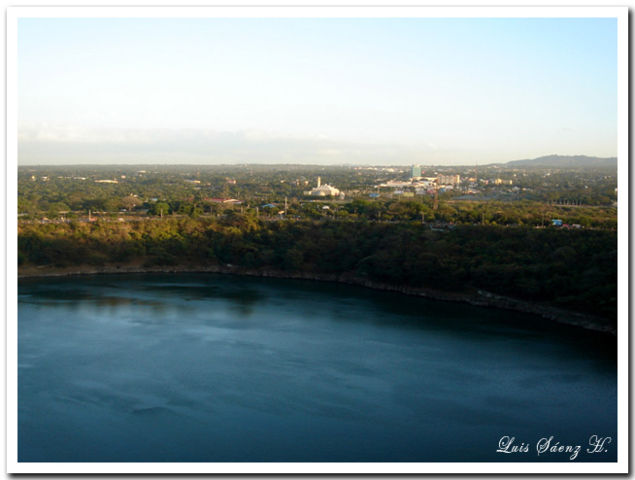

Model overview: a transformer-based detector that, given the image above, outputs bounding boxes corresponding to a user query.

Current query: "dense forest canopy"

[18,216,617,323]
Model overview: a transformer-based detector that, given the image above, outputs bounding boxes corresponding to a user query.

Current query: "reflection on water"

[18,273,616,462]
[20,277,264,317]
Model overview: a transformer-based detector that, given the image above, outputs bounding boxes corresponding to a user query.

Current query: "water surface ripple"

[18,273,616,462]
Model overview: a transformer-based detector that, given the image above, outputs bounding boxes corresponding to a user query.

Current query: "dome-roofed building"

[304,177,340,197]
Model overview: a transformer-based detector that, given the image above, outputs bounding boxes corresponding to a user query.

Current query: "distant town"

[18,155,617,230]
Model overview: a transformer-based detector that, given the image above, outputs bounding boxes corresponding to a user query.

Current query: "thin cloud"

[18,126,446,165]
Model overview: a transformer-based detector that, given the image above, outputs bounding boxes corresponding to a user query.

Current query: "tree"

[150,202,171,217]
[120,195,142,211]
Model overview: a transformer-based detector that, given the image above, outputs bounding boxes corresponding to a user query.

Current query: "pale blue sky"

[18,17,617,165]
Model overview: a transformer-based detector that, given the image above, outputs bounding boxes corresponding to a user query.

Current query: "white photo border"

[6,5,629,474]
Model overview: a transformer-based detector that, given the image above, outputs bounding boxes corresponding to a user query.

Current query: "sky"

[17,17,617,165]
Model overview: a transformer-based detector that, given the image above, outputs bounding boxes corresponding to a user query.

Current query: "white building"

[304,177,341,197]
[437,174,460,186]
[377,180,413,188]
[415,178,437,188]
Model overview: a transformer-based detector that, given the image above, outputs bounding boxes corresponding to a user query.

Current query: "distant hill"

[505,155,617,169]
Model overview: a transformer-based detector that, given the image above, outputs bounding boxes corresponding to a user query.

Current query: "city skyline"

[18,16,617,165]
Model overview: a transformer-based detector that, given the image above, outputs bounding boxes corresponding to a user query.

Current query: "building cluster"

[397,165,513,197]
[472,178,513,185]
[376,167,463,195]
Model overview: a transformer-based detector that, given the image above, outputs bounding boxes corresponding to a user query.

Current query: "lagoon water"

[18,274,616,462]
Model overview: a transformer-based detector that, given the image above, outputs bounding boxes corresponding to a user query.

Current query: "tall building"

[411,165,422,178]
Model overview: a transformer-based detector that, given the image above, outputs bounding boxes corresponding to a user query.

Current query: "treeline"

[18,216,617,323]
[19,195,617,230]
[339,199,616,228]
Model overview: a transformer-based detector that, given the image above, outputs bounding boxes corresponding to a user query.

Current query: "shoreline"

[18,264,616,336]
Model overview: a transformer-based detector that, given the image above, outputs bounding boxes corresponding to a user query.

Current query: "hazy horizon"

[18,17,617,166]
[17,153,617,170]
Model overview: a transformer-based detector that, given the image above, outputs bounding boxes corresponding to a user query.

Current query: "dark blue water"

[18,274,616,462]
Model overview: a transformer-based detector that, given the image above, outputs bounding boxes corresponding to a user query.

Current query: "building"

[377,180,413,188]
[304,177,340,197]
[411,165,422,178]
[494,178,513,185]
[415,178,437,189]
[437,174,460,186]
[205,198,242,205]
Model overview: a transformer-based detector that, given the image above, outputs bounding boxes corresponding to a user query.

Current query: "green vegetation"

[18,216,617,323]
[18,164,617,221]
[17,164,618,327]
